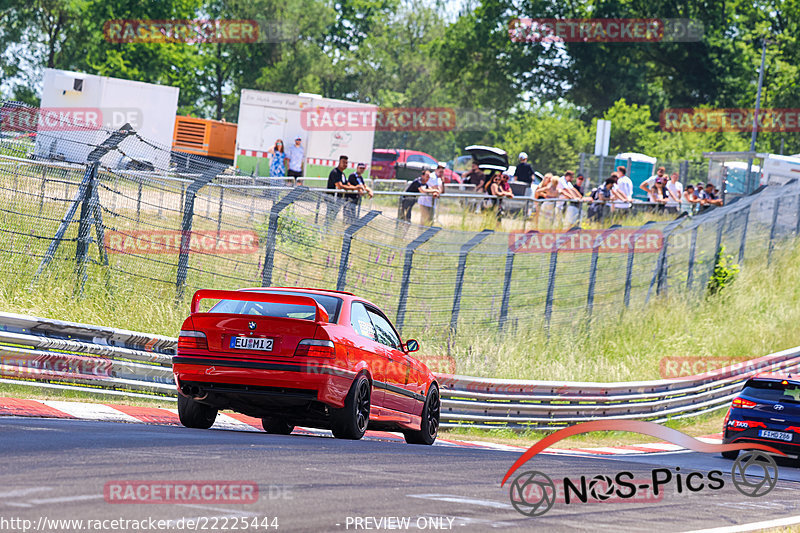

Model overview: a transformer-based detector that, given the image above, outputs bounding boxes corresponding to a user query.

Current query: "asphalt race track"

[2,417,800,532]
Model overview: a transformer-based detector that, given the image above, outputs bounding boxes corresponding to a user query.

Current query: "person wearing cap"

[418,162,446,224]
[343,162,372,223]
[285,137,304,182]
[513,152,534,186]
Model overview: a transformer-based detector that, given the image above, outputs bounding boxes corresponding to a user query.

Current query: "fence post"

[646,218,685,303]
[336,210,381,291]
[624,221,655,307]
[544,227,580,330]
[216,186,225,236]
[450,229,493,335]
[738,205,751,264]
[586,225,621,318]
[713,213,727,269]
[74,163,101,294]
[261,187,309,287]
[498,249,516,332]
[34,162,98,281]
[795,192,800,236]
[686,225,698,290]
[396,226,441,333]
[679,160,689,186]
[136,181,143,222]
[767,197,781,266]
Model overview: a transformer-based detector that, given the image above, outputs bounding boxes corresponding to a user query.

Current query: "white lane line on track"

[28,495,104,504]
[407,494,513,510]
[39,401,141,423]
[683,513,800,533]
[211,413,261,432]
[0,487,52,499]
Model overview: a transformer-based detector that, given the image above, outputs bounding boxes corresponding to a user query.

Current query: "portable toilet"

[614,152,656,200]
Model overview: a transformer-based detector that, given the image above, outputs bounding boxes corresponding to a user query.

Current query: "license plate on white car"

[758,429,793,442]
[231,336,273,351]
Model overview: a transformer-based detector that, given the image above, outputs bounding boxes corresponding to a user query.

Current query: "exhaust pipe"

[180,384,208,400]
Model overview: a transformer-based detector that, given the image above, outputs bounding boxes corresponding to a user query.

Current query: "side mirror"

[404,339,419,353]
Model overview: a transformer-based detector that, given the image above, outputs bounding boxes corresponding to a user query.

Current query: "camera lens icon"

[509,470,556,517]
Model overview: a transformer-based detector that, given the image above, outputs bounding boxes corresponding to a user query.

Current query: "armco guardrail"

[1,312,799,429]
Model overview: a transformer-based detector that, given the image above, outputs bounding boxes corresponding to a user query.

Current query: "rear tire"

[331,374,371,440]
[722,449,739,460]
[404,384,440,445]
[177,394,217,429]
[262,418,294,435]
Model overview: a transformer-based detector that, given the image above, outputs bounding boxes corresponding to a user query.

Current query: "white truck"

[34,68,179,170]
[234,89,377,178]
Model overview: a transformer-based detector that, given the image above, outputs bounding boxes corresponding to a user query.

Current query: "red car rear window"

[372,152,398,162]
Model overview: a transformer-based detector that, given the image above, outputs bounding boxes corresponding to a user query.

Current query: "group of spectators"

[265,137,305,179]
[325,152,725,227]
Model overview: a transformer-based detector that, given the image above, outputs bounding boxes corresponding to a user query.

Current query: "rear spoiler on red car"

[190,289,330,323]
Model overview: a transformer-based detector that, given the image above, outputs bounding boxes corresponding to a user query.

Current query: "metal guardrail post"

[767,197,781,266]
[498,248,516,332]
[544,227,580,329]
[586,225,621,318]
[624,221,655,307]
[336,210,381,291]
[686,226,698,290]
[450,229,493,335]
[261,187,309,287]
[738,205,750,264]
[396,226,441,333]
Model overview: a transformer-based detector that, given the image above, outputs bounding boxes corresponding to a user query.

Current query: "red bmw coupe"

[172,287,440,444]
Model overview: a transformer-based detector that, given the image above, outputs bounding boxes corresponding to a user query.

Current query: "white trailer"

[35,68,179,170]
[235,89,377,178]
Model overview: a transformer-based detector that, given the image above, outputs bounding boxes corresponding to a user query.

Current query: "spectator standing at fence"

[557,171,583,200]
[612,166,633,211]
[514,152,534,195]
[574,174,586,195]
[463,161,485,192]
[664,172,683,214]
[285,137,304,182]
[681,184,701,215]
[401,170,437,223]
[344,162,372,223]
[640,166,666,198]
[650,178,668,212]
[417,162,445,224]
[588,176,616,221]
[325,155,356,225]
[266,139,287,177]
[703,183,723,207]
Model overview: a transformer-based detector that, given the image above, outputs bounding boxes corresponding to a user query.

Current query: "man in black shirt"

[326,155,358,225]
[513,152,534,185]
[400,170,433,222]
[344,162,373,223]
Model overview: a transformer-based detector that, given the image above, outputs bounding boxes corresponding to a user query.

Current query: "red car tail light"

[731,397,757,409]
[295,339,335,358]
[178,330,208,351]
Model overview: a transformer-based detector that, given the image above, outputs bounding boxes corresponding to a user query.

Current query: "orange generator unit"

[172,116,237,164]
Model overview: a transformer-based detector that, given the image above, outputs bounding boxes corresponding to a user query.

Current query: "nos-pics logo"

[502,420,782,517]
